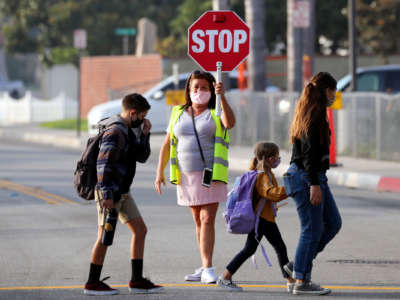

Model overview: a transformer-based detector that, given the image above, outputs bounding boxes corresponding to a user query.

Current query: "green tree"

[357,0,400,63]
[316,0,347,54]
[158,0,211,57]
[0,0,184,66]
[157,0,287,57]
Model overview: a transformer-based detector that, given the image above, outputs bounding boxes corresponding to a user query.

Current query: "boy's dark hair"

[122,93,151,113]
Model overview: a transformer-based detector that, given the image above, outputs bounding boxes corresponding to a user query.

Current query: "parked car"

[337,64,400,93]
[0,79,25,99]
[87,73,188,135]
[87,72,280,135]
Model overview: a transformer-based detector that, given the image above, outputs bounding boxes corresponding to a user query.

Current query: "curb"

[228,155,399,193]
[377,177,400,193]
[1,126,400,193]
[0,127,85,150]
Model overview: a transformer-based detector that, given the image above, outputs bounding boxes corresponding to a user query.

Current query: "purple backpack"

[224,170,272,267]
[224,171,266,234]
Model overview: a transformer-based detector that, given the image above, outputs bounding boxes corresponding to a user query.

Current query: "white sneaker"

[287,282,295,293]
[201,267,217,284]
[184,267,203,281]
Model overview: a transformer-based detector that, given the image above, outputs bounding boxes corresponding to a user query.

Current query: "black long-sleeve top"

[290,125,330,185]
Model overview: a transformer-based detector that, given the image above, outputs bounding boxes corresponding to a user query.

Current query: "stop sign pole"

[188,11,250,116]
[216,61,222,115]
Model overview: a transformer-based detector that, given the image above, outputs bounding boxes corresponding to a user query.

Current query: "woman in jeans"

[285,72,342,295]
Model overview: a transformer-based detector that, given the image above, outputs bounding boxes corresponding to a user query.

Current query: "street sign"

[165,90,185,106]
[188,11,250,72]
[331,91,343,110]
[293,0,310,28]
[74,29,87,49]
[115,28,137,36]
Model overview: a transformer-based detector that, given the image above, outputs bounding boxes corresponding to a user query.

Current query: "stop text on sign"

[191,29,248,53]
[187,11,250,72]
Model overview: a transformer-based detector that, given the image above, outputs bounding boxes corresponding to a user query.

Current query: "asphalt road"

[0,140,400,300]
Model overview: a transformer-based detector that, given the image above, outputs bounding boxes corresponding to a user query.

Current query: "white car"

[87,72,280,135]
[87,73,190,135]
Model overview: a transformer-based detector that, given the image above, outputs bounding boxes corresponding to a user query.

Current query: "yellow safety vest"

[169,105,229,185]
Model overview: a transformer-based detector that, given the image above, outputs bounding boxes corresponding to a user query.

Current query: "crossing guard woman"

[155,70,235,284]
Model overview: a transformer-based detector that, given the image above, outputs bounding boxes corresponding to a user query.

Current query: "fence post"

[375,94,381,160]
[26,91,33,123]
[61,92,68,119]
[268,93,275,141]
[252,93,259,145]
[351,95,357,157]
[236,93,243,145]
[0,92,5,124]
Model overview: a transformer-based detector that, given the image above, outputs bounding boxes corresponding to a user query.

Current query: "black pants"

[226,218,290,279]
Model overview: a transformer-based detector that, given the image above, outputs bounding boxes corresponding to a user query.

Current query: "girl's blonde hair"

[249,141,279,173]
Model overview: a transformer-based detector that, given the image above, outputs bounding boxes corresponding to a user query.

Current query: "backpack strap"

[251,198,273,268]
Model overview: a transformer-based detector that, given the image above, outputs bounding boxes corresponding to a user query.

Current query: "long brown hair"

[289,72,337,144]
[184,70,216,109]
[249,141,279,173]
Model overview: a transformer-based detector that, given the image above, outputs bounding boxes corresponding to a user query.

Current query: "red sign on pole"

[188,11,250,72]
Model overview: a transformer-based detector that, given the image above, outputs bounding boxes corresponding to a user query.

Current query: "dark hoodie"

[96,115,150,202]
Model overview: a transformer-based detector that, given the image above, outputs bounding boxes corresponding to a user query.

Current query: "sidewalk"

[228,146,400,193]
[1,124,400,193]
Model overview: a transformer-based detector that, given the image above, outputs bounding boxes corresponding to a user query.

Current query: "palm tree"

[245,0,266,91]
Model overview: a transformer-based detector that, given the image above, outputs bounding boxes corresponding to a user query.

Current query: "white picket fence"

[0,92,78,125]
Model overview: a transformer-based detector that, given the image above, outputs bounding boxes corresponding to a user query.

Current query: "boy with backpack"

[82,93,163,295]
[217,141,295,292]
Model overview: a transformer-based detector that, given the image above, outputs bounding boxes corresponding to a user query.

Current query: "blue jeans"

[286,163,342,281]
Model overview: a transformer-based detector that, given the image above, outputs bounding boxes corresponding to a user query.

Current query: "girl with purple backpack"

[217,141,295,292]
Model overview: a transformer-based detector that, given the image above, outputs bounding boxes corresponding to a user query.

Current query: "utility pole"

[303,0,315,84]
[77,49,82,138]
[212,0,230,10]
[73,29,87,138]
[212,0,231,90]
[123,36,129,55]
[245,0,266,91]
[287,0,302,91]
[349,0,357,91]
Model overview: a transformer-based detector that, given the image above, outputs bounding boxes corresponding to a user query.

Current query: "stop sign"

[188,11,250,72]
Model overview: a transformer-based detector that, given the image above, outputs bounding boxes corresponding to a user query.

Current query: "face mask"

[271,157,281,168]
[327,96,335,107]
[190,91,211,105]
[131,115,144,128]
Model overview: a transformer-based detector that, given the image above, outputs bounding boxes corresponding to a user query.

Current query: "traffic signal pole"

[349,0,357,91]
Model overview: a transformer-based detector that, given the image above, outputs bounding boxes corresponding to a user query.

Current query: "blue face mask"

[271,157,281,168]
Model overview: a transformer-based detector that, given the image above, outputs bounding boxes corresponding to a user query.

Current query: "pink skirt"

[177,171,227,206]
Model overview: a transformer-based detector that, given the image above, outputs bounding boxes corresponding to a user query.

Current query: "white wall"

[42,64,78,100]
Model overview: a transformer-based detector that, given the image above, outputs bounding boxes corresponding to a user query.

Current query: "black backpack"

[74,125,106,200]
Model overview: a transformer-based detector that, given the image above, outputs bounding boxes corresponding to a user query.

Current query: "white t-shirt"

[170,109,216,172]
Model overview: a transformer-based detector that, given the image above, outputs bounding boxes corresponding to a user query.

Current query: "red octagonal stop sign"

[188,11,250,72]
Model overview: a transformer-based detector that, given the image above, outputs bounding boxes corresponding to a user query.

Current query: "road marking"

[0,179,76,205]
[1,284,400,291]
